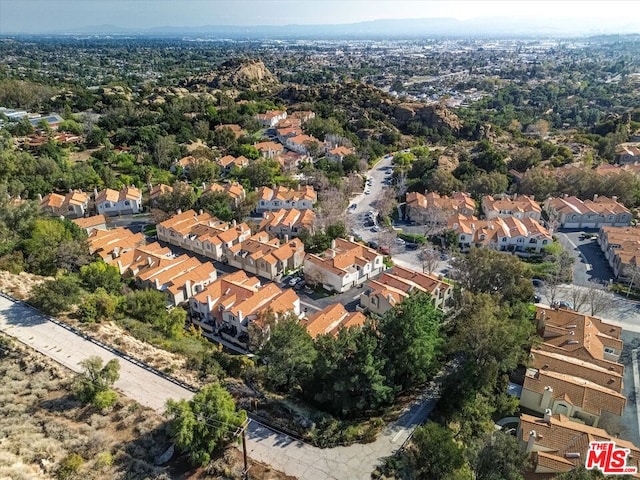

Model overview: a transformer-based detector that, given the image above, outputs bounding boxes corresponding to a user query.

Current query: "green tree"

[406,422,465,480]
[450,292,534,389]
[74,356,120,410]
[453,248,533,304]
[307,326,392,417]
[197,191,234,222]
[79,260,121,293]
[155,181,196,214]
[377,292,444,390]
[237,159,281,189]
[22,218,84,275]
[57,452,84,480]
[166,383,247,466]
[30,275,82,315]
[188,159,220,185]
[157,307,187,339]
[78,288,118,323]
[473,431,527,480]
[260,314,317,392]
[235,144,259,160]
[124,289,168,322]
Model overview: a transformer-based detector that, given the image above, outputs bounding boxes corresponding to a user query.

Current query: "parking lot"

[556,230,614,286]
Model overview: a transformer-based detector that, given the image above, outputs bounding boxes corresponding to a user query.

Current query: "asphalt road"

[556,230,614,286]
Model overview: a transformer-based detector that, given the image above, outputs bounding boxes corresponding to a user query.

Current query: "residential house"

[289,111,316,124]
[174,155,198,174]
[302,303,366,338]
[254,141,285,159]
[595,162,640,178]
[256,110,287,128]
[326,146,355,162]
[157,209,251,262]
[189,271,301,343]
[304,238,384,293]
[285,134,319,155]
[201,182,246,207]
[216,155,250,173]
[39,190,89,219]
[87,227,146,262]
[615,142,640,164]
[110,241,173,276]
[95,186,142,216]
[259,208,315,238]
[275,151,310,172]
[226,232,305,280]
[72,214,107,234]
[544,195,632,229]
[359,265,453,314]
[256,185,317,212]
[481,194,542,221]
[215,124,244,139]
[405,191,476,225]
[148,183,173,206]
[449,215,551,253]
[518,413,640,477]
[276,126,303,144]
[597,226,640,279]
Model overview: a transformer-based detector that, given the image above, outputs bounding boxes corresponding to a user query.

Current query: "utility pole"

[241,419,250,480]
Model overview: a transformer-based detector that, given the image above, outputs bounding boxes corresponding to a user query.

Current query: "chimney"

[526,430,537,453]
[563,193,568,199]
[331,239,336,250]
[283,234,289,243]
[593,194,598,201]
[185,280,192,296]
[541,386,553,408]
[349,235,354,242]
[177,209,182,214]
[147,257,153,267]
[37,193,43,201]
[199,209,204,215]
[232,219,237,227]
[93,187,98,198]
[202,182,206,190]
[544,408,552,424]
[112,246,121,258]
[537,310,546,331]
[612,195,618,202]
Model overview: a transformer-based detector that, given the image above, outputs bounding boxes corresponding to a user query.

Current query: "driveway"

[556,230,613,286]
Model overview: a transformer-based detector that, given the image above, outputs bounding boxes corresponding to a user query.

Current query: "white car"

[289,277,301,287]
[364,189,371,195]
[394,238,406,245]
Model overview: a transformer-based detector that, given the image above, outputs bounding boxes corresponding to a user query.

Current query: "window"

[529,238,537,243]
[68,206,74,211]
[124,200,130,206]
[604,347,615,354]
[517,238,524,243]
[542,240,548,245]
[104,202,110,208]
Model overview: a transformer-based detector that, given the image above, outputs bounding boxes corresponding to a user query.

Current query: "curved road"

[0,292,442,480]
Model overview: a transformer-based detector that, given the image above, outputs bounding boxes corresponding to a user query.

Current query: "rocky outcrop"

[393,102,462,133]
[180,58,279,90]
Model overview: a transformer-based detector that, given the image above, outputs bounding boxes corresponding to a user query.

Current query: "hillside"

[180,58,280,91]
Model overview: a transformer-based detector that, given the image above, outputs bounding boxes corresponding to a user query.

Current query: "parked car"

[395,238,406,245]
[294,280,306,290]
[289,277,301,287]
[551,300,573,310]
[349,203,357,210]
[532,278,544,287]
[371,226,380,232]
[364,189,371,195]
[533,295,542,303]
[406,243,419,250]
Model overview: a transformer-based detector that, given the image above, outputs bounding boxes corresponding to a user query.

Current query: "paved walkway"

[0,293,442,480]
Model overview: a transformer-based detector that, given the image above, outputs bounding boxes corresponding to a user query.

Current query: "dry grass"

[0,270,50,300]
[0,336,294,480]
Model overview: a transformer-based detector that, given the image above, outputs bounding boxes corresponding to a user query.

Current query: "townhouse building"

[157,209,251,262]
[256,110,287,128]
[255,185,317,212]
[39,190,89,219]
[481,194,542,221]
[304,238,384,293]
[189,270,301,343]
[87,227,146,262]
[519,413,640,477]
[544,194,632,229]
[449,215,552,253]
[95,186,142,216]
[226,232,305,280]
[359,265,453,314]
[201,181,246,207]
[405,191,475,225]
[259,208,316,238]
[597,226,640,279]
[302,303,366,338]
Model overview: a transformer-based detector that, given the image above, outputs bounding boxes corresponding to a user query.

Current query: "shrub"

[95,451,113,469]
[91,389,118,410]
[56,453,83,480]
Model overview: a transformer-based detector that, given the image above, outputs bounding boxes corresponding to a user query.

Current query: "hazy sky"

[0,0,630,33]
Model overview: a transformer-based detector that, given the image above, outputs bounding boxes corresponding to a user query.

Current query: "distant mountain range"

[19,17,640,39]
